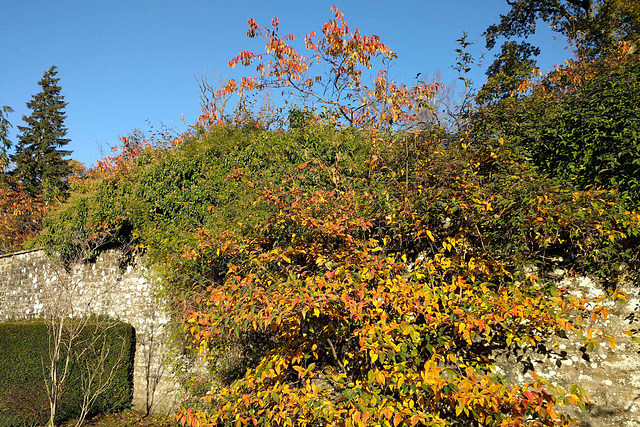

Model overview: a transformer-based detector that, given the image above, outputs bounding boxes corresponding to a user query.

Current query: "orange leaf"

[393,413,403,427]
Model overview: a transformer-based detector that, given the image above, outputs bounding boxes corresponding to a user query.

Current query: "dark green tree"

[12,66,72,199]
[480,0,640,102]
[0,105,13,171]
[486,0,639,56]
[476,41,540,104]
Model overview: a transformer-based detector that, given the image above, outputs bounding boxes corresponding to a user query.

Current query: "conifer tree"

[12,66,72,199]
[0,105,13,166]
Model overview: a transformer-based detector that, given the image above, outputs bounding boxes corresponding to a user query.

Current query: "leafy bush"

[535,53,640,205]
[172,128,639,426]
[0,320,134,427]
[42,123,640,426]
[38,124,372,276]
[37,85,640,427]
[474,50,640,208]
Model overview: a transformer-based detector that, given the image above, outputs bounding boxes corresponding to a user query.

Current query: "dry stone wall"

[0,248,178,415]
[494,269,640,427]
[2,248,640,424]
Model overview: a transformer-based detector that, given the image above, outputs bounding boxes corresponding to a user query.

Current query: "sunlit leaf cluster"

[171,130,636,427]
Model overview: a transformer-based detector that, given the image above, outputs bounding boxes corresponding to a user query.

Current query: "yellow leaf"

[370,350,378,364]
[458,322,466,333]
[397,375,405,389]
[426,230,435,242]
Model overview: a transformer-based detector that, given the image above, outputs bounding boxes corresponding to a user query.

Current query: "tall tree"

[486,0,639,56]
[0,105,13,172]
[12,66,72,199]
[476,41,540,104]
[480,0,640,103]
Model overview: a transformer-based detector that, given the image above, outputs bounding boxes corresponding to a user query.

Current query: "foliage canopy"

[480,0,640,104]
[474,45,640,207]
[41,122,639,427]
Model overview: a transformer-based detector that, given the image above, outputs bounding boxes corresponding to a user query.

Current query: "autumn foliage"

[170,129,637,427]
[34,7,640,427]
[206,6,441,130]
[0,179,49,253]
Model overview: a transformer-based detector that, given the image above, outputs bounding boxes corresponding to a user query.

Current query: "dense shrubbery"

[38,124,371,270]
[0,320,134,427]
[33,7,640,427]
[38,119,640,425]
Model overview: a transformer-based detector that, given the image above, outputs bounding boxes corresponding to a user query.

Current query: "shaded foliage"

[0,320,134,427]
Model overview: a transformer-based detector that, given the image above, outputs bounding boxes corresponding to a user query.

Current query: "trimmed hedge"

[0,319,134,427]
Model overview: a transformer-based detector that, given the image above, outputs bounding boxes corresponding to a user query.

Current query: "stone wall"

[2,248,640,424]
[0,248,178,415]
[495,270,640,427]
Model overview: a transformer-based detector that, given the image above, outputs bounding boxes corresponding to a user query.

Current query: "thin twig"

[326,338,346,374]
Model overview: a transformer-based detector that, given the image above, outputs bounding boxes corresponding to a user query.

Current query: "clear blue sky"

[1,1,571,168]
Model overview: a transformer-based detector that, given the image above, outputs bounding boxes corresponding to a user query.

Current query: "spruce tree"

[12,66,72,199]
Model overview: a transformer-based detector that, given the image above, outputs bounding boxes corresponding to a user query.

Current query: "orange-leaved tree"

[206,7,441,131]
[0,179,49,254]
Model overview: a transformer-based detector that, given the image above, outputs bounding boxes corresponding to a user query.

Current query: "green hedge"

[0,319,134,427]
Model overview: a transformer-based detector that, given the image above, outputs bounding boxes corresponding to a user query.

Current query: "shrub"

[0,320,134,427]
[172,129,639,426]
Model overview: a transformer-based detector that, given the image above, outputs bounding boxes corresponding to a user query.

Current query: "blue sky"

[1,1,572,167]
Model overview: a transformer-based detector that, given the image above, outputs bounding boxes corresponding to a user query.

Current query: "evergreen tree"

[0,105,13,172]
[12,66,72,199]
